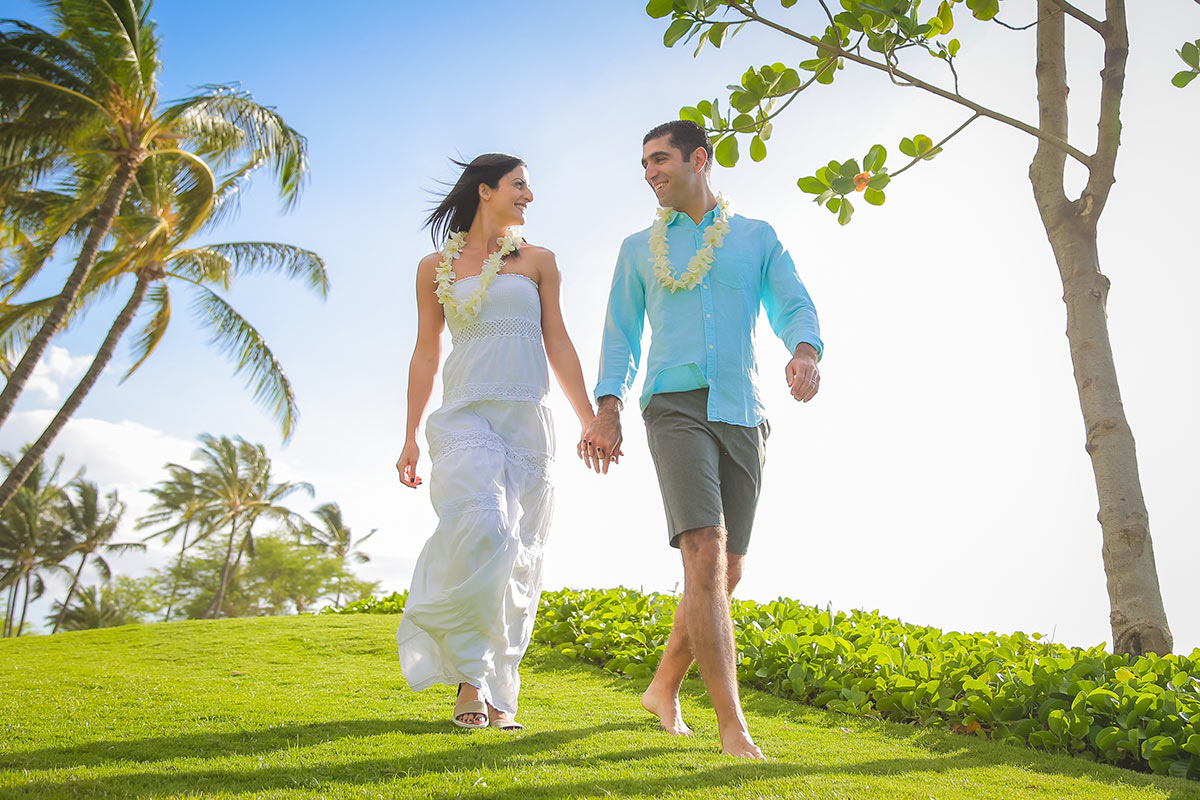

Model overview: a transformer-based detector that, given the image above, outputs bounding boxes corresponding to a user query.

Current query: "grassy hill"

[2,614,1198,799]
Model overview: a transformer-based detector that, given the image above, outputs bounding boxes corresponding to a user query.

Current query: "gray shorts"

[642,389,769,556]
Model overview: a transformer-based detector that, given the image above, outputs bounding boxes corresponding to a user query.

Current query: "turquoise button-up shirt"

[595,208,822,427]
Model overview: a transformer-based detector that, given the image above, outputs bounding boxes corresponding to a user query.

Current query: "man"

[582,120,822,760]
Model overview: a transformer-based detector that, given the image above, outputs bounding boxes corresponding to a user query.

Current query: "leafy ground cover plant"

[526,588,1200,780]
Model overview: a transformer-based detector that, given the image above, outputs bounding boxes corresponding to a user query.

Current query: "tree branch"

[1080,0,1128,226]
[1044,0,1107,34]
[724,4,1093,168]
[889,113,982,179]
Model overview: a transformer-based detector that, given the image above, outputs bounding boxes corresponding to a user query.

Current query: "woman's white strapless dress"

[396,272,555,715]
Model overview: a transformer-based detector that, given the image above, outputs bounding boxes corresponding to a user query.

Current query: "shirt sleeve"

[594,237,647,403]
[760,223,823,360]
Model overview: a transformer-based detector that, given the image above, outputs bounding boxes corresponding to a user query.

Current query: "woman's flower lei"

[649,195,731,293]
[434,227,522,321]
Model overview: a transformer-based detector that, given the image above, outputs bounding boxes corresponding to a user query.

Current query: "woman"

[395,154,596,730]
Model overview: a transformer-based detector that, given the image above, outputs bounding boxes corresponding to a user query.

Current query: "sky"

[3,0,1198,653]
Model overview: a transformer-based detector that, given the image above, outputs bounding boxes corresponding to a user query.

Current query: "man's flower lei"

[650,195,731,293]
[434,227,522,321]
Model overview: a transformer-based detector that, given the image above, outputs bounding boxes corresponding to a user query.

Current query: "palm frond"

[190,287,298,440]
[201,242,328,297]
[160,85,308,210]
[121,281,168,379]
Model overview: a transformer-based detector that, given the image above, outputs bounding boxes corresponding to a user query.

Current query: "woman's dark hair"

[425,153,526,246]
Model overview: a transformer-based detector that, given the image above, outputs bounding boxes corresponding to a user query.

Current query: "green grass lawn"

[3,614,1198,799]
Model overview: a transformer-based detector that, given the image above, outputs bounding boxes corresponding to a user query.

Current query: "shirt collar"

[663,203,720,228]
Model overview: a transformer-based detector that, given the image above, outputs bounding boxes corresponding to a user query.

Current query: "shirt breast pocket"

[713,259,759,316]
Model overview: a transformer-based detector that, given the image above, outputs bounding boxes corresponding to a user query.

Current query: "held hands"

[396,440,422,488]
[785,344,821,402]
[579,399,623,474]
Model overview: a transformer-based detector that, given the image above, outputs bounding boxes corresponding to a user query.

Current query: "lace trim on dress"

[437,491,506,520]
[452,316,542,346]
[443,382,546,404]
[431,430,552,480]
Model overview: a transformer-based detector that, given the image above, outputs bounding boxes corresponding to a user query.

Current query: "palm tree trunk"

[4,581,16,637]
[17,572,30,636]
[0,151,145,429]
[208,513,239,619]
[0,272,154,513]
[163,527,188,622]
[52,554,89,634]
[1031,1,1170,655]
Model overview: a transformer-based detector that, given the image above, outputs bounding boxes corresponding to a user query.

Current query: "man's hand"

[580,396,623,473]
[785,343,820,402]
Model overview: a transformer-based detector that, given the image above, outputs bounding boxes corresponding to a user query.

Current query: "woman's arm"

[396,254,445,488]
[534,249,596,432]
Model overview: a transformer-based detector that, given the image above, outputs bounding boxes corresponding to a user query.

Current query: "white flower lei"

[649,194,731,293]
[433,227,522,320]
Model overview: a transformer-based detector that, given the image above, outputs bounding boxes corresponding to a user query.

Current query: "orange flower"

[854,171,871,192]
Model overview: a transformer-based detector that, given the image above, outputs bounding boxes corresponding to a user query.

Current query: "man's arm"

[760,225,823,402]
[585,239,646,472]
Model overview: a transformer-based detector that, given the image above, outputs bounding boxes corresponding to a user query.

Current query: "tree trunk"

[52,554,88,634]
[17,572,30,637]
[0,151,145,429]
[208,514,239,619]
[4,581,16,637]
[1031,1,1171,655]
[0,272,154,513]
[163,527,188,622]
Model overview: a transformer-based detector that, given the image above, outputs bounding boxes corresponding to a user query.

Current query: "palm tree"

[0,0,308,430]
[49,583,136,630]
[0,451,70,636]
[137,464,208,621]
[0,96,326,514]
[303,502,376,609]
[51,479,141,633]
[185,434,311,619]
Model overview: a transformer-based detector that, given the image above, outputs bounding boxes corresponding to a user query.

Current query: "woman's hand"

[397,441,422,488]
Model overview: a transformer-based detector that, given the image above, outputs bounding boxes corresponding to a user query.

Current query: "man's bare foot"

[719,727,766,760]
[640,686,693,735]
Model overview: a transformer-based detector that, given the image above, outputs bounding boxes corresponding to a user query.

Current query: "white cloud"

[23,345,92,407]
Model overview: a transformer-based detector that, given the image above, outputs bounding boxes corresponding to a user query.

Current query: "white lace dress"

[396,272,555,715]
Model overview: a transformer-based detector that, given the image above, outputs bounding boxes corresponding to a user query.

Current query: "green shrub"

[531,587,1200,781]
[327,590,407,615]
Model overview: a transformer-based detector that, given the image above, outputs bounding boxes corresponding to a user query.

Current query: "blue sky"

[4,0,1199,652]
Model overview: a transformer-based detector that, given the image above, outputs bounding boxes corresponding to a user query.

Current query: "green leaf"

[839,159,861,178]
[864,144,887,172]
[646,0,674,18]
[730,90,757,113]
[864,187,886,205]
[830,176,856,194]
[664,18,694,47]
[868,173,891,190]
[899,137,917,157]
[914,134,933,154]
[797,176,827,194]
[709,22,730,47]
[680,106,705,126]
[967,0,1000,21]
[826,197,841,213]
[750,135,767,162]
[774,68,802,95]
[1183,42,1200,70]
[948,38,961,57]
[838,197,855,225]
[732,113,755,131]
[938,1,954,34]
[1173,70,1199,89]
[816,58,838,84]
[697,100,712,117]
[715,135,739,167]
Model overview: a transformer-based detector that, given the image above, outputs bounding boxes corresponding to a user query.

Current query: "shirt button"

[702,284,708,289]
[708,344,714,349]
[706,313,711,318]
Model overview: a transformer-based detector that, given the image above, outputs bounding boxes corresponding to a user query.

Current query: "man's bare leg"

[641,551,743,735]
[669,527,763,759]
